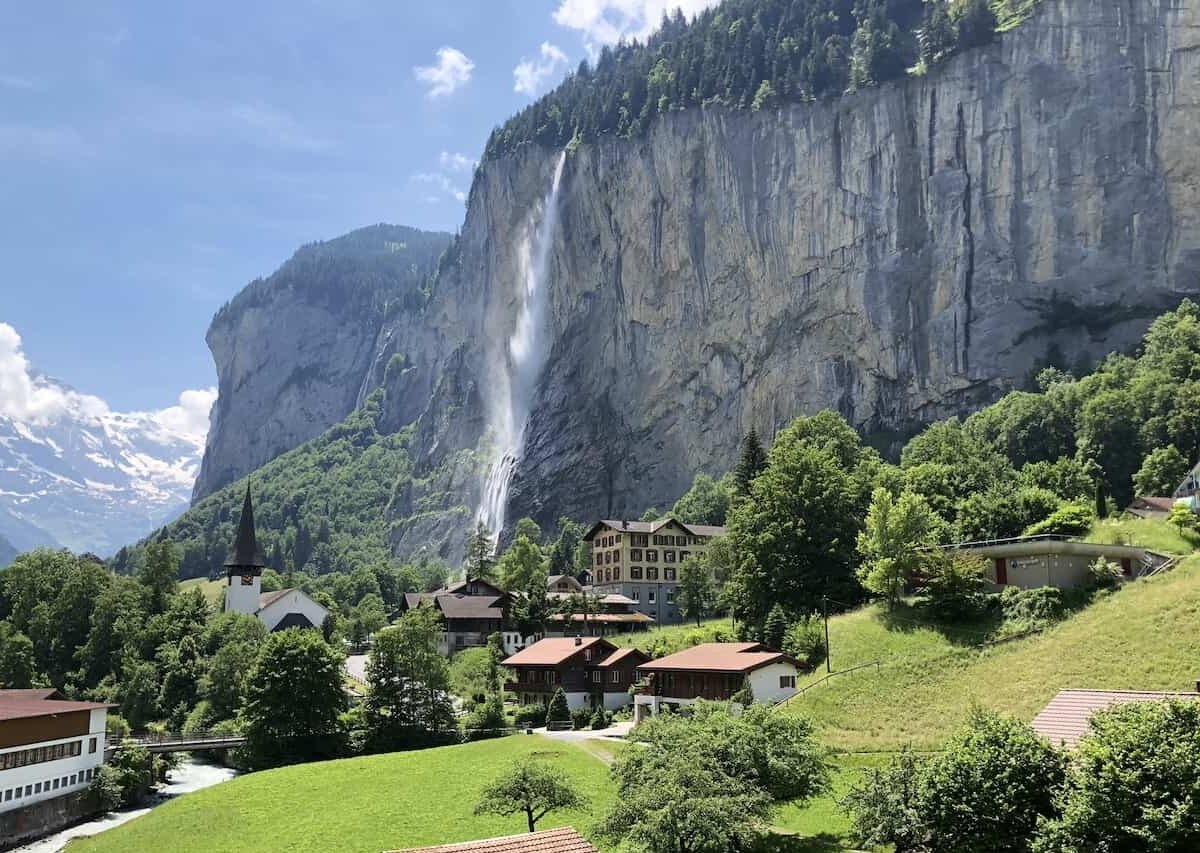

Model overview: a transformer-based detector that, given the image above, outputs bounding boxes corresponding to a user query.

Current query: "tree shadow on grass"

[752,831,862,853]
[878,600,1004,648]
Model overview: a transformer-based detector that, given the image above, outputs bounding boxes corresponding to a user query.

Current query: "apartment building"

[583,518,725,626]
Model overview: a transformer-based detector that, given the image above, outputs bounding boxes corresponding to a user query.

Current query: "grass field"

[69,737,614,853]
[179,576,226,607]
[1085,516,1199,555]
[783,556,1200,750]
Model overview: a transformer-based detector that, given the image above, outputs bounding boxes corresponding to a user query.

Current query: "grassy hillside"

[1085,516,1198,555]
[69,738,613,853]
[179,577,225,607]
[784,556,1200,751]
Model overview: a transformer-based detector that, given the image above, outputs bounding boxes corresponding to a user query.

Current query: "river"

[13,759,238,853]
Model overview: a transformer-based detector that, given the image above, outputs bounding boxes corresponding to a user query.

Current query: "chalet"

[1031,688,1200,748]
[224,486,330,632]
[0,689,112,842]
[503,637,649,711]
[545,591,655,637]
[944,535,1167,589]
[633,642,801,721]
[389,827,597,853]
[584,518,726,625]
[1125,496,1179,520]
[401,578,538,656]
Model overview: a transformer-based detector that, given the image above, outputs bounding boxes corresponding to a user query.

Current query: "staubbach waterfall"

[476,151,567,538]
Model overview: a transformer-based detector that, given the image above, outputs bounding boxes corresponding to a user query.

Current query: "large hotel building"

[584,518,725,626]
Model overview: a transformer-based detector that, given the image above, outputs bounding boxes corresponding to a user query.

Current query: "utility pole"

[822,594,831,673]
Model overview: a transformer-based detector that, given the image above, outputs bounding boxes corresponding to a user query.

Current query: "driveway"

[345,654,368,683]
[534,720,635,742]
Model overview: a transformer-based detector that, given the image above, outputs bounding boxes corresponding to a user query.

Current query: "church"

[224,486,330,632]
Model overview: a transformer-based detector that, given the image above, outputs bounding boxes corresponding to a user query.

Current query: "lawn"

[782,556,1200,750]
[773,753,892,852]
[179,576,226,607]
[1084,516,1198,555]
[608,617,736,655]
[68,737,615,853]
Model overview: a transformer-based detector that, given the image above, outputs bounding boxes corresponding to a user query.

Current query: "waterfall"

[476,151,567,538]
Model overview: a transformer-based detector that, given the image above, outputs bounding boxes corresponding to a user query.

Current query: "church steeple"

[225,483,265,576]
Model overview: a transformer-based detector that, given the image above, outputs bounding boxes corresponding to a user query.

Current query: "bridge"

[110,730,247,757]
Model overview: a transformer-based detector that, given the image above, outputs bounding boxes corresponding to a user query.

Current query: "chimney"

[574,637,582,646]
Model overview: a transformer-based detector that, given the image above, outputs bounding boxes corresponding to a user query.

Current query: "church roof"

[225,484,266,570]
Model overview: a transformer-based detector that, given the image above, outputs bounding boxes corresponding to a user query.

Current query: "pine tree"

[545,687,571,725]
[764,603,789,650]
[734,427,768,496]
[1094,479,1109,520]
[464,522,497,582]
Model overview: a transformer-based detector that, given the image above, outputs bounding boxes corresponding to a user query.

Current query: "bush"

[1024,503,1094,537]
[1088,556,1124,590]
[545,688,570,725]
[730,683,754,706]
[105,715,131,742]
[85,765,124,812]
[512,704,545,727]
[1000,587,1066,625]
[590,706,611,730]
[571,707,592,730]
[843,749,925,851]
[782,616,827,672]
[1034,700,1200,852]
[182,700,214,735]
[921,552,988,621]
[462,695,507,741]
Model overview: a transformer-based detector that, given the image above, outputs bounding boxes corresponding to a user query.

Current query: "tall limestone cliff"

[193,224,451,501]
[197,0,1200,559]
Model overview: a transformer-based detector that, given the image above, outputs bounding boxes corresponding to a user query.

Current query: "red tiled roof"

[549,612,655,624]
[595,647,649,668]
[0,693,113,722]
[389,827,597,853]
[503,637,612,666]
[1031,689,1200,748]
[638,642,797,674]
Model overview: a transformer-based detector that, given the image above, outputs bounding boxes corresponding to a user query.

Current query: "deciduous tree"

[474,758,586,832]
[365,607,455,749]
[857,488,943,607]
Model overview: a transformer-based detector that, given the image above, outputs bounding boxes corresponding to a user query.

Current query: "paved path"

[534,720,634,743]
[345,654,368,683]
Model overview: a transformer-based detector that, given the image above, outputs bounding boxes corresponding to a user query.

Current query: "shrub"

[571,707,592,730]
[545,688,570,725]
[105,715,130,742]
[1024,503,1094,537]
[1088,556,1123,590]
[1000,587,1066,625]
[782,616,827,672]
[590,706,611,730]
[85,765,124,812]
[182,700,214,735]
[843,749,925,851]
[1034,700,1200,852]
[512,704,545,727]
[463,695,507,741]
[730,683,754,706]
[921,552,988,621]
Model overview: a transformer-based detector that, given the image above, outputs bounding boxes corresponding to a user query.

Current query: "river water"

[13,759,238,853]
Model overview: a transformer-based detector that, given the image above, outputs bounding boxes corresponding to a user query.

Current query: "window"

[630,548,642,561]
[644,567,656,580]
[631,589,640,602]
[680,551,691,561]
[545,670,555,684]
[648,590,657,604]
[3,789,10,802]
[666,589,675,604]
[611,670,621,683]
[52,778,60,790]
[34,782,42,794]
[632,534,648,547]
[70,774,77,785]
[779,675,796,689]
[646,550,658,562]
[592,671,602,683]
[616,533,622,542]
[664,550,676,562]
[614,568,621,581]
[664,568,676,581]
[630,566,643,579]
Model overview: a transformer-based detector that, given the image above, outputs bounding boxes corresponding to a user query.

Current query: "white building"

[0,689,111,814]
[223,486,330,632]
[633,642,802,722]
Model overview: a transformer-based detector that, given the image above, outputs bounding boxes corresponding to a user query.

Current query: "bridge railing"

[124,730,244,745]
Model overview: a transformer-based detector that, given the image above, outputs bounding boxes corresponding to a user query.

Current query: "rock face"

[198,0,1200,556]
[192,225,451,500]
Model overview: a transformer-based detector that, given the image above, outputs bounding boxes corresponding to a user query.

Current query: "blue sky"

[0,0,715,417]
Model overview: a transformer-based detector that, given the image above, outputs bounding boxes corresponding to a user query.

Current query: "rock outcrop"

[197,0,1200,557]
[192,225,451,500]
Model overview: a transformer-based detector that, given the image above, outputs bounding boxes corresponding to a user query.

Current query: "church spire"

[225,483,265,573]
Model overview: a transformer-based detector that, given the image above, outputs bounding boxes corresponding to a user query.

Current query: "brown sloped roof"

[389,827,596,853]
[0,689,64,701]
[0,694,114,722]
[596,647,650,668]
[503,637,613,666]
[435,594,505,620]
[1031,688,1200,748]
[638,642,797,674]
[584,518,726,540]
[257,589,292,611]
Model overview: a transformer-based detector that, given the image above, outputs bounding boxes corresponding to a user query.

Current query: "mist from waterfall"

[477,151,567,538]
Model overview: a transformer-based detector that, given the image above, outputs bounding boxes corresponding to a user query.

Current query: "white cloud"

[414,47,475,98]
[0,322,216,440]
[439,151,476,172]
[151,388,217,440]
[553,0,718,51]
[514,42,570,97]
[412,171,467,203]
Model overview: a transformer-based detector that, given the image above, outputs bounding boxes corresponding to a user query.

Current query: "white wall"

[258,589,329,632]
[746,662,801,704]
[0,709,107,814]
[225,572,261,615]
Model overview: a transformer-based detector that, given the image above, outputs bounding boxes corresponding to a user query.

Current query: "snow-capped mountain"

[0,382,209,556]
[0,323,214,556]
